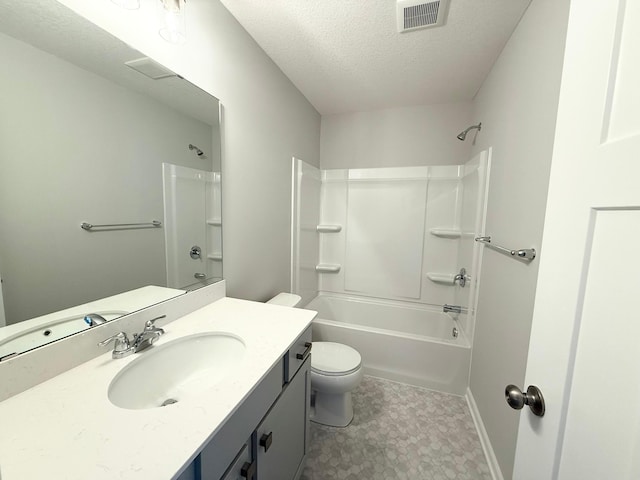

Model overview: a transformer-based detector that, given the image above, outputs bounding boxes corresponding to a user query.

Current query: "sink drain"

[161,398,178,407]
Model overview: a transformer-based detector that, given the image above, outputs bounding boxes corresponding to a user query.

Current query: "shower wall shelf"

[429,228,461,239]
[316,225,342,233]
[207,253,223,261]
[426,273,455,285]
[315,264,341,273]
[475,236,536,261]
[80,220,161,231]
[206,219,222,226]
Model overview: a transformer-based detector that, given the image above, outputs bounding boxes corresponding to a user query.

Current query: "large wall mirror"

[0,0,222,359]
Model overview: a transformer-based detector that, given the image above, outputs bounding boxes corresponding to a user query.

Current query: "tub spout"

[443,304,467,314]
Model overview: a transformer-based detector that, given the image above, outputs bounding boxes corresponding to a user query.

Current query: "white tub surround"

[291,158,322,306]
[293,155,489,339]
[307,293,470,395]
[0,297,316,479]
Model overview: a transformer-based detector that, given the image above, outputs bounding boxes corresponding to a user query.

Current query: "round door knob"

[505,384,545,417]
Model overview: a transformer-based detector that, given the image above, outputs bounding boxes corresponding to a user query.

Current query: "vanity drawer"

[284,326,312,384]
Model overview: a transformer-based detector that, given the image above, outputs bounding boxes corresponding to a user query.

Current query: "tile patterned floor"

[300,376,491,480]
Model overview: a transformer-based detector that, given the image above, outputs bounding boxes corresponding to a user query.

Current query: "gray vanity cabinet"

[187,325,312,480]
[256,356,310,480]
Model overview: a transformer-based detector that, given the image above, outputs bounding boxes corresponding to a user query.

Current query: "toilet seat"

[311,342,361,376]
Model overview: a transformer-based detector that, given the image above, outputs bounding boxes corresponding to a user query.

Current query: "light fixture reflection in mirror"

[158,0,187,44]
[111,0,141,10]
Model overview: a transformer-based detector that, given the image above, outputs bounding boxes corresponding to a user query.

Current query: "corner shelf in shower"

[426,273,455,285]
[316,224,342,233]
[315,264,341,273]
[429,228,461,239]
[207,253,223,261]
[207,219,222,226]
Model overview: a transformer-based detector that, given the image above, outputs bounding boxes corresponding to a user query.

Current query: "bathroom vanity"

[0,293,315,480]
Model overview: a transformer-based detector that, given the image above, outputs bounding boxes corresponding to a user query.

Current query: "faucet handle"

[144,315,166,332]
[98,332,133,359]
[98,332,130,347]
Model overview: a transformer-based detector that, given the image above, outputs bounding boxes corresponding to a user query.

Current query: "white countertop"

[0,297,315,480]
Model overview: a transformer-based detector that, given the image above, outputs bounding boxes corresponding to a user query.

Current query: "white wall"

[320,102,473,169]
[55,0,321,301]
[0,32,212,323]
[468,0,571,477]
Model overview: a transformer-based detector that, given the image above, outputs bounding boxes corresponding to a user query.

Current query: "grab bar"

[475,236,536,261]
[81,220,162,231]
[443,304,467,314]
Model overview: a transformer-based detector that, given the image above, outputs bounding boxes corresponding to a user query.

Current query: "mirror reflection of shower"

[188,143,206,158]
[456,123,482,141]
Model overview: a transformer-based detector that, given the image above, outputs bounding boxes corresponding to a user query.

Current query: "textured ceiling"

[219,0,531,115]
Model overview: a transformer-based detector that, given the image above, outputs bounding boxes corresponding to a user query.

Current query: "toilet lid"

[311,342,361,376]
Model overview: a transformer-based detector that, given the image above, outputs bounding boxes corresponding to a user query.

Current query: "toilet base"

[310,390,354,427]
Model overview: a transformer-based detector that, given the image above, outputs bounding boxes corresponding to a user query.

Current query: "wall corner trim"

[466,387,505,480]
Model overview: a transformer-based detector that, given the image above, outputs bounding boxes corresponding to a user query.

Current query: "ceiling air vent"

[124,57,177,80]
[397,0,450,33]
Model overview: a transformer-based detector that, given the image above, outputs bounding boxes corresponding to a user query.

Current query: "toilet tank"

[266,293,302,308]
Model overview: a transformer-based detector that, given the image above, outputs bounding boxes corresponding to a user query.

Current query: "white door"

[513,1,640,478]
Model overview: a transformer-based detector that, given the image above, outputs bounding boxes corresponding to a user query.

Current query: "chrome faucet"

[132,316,166,353]
[98,332,134,359]
[84,313,108,327]
[443,304,468,314]
[98,315,166,359]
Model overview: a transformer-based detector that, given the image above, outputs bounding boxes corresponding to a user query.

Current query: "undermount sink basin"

[108,332,246,410]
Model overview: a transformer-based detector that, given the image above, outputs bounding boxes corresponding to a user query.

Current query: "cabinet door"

[256,357,310,480]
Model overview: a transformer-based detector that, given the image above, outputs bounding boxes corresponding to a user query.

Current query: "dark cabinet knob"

[260,431,273,452]
[240,460,256,479]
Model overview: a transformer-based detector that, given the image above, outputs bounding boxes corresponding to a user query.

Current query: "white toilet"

[266,293,364,428]
[310,341,363,427]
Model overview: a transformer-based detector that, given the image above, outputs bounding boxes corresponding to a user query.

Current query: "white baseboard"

[466,387,504,480]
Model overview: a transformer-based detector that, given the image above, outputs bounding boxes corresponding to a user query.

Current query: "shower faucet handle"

[454,268,469,287]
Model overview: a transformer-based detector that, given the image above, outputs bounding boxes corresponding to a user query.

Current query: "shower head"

[188,144,204,157]
[457,123,482,141]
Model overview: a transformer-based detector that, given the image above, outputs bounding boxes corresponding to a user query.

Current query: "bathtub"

[304,293,471,395]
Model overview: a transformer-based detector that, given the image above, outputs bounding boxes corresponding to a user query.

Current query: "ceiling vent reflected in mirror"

[124,57,178,80]
[397,0,450,33]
